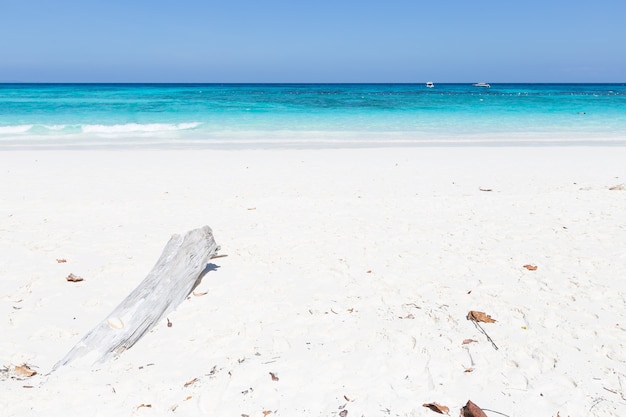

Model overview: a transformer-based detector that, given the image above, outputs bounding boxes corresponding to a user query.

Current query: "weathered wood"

[52,226,219,371]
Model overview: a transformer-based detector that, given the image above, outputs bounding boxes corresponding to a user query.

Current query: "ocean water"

[1,83,625,148]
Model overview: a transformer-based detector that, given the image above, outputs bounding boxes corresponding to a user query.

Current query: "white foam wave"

[0,125,34,134]
[42,124,69,131]
[81,122,201,134]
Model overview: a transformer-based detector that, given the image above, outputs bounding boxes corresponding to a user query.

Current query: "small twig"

[603,385,626,401]
[210,254,228,259]
[470,318,499,350]
[482,408,511,417]
[590,397,605,411]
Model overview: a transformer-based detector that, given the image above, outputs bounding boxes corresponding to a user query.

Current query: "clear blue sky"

[1,0,624,83]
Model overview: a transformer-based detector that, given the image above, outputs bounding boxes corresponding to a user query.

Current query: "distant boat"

[426,81,434,88]
[472,82,491,88]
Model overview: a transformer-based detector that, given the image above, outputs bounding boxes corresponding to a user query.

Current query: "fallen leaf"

[66,273,84,282]
[464,368,474,373]
[184,377,198,387]
[467,311,496,323]
[422,402,450,414]
[339,410,348,417]
[366,270,372,273]
[523,264,538,271]
[136,404,152,409]
[56,259,67,263]
[460,400,488,417]
[462,339,478,345]
[14,364,37,377]
[167,318,173,328]
[270,372,279,381]
[262,411,272,416]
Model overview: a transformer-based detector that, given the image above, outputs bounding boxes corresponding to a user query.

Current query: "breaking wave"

[0,125,34,134]
[81,122,201,133]
[0,122,202,136]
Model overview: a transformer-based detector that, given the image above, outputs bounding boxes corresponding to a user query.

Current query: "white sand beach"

[1,146,626,417]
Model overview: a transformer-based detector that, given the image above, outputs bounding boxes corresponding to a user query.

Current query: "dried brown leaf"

[467,311,496,323]
[422,402,450,414]
[14,364,37,377]
[523,264,538,271]
[56,259,67,263]
[136,404,152,409]
[460,400,488,417]
[66,273,84,282]
[184,377,198,387]
[339,410,348,417]
[270,372,279,381]
[262,411,272,417]
[462,339,478,345]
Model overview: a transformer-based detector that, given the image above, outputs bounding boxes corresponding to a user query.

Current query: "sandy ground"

[1,147,626,417]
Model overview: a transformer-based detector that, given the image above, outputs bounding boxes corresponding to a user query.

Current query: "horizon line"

[1,81,625,85]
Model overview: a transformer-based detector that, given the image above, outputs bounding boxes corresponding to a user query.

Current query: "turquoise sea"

[1,83,625,148]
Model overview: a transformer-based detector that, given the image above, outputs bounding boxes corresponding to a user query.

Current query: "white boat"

[472,82,491,88]
[426,81,434,88]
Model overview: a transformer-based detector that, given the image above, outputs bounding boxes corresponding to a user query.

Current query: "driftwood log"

[52,226,219,371]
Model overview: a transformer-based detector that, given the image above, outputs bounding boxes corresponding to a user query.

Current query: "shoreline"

[2,137,626,151]
[2,146,626,416]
